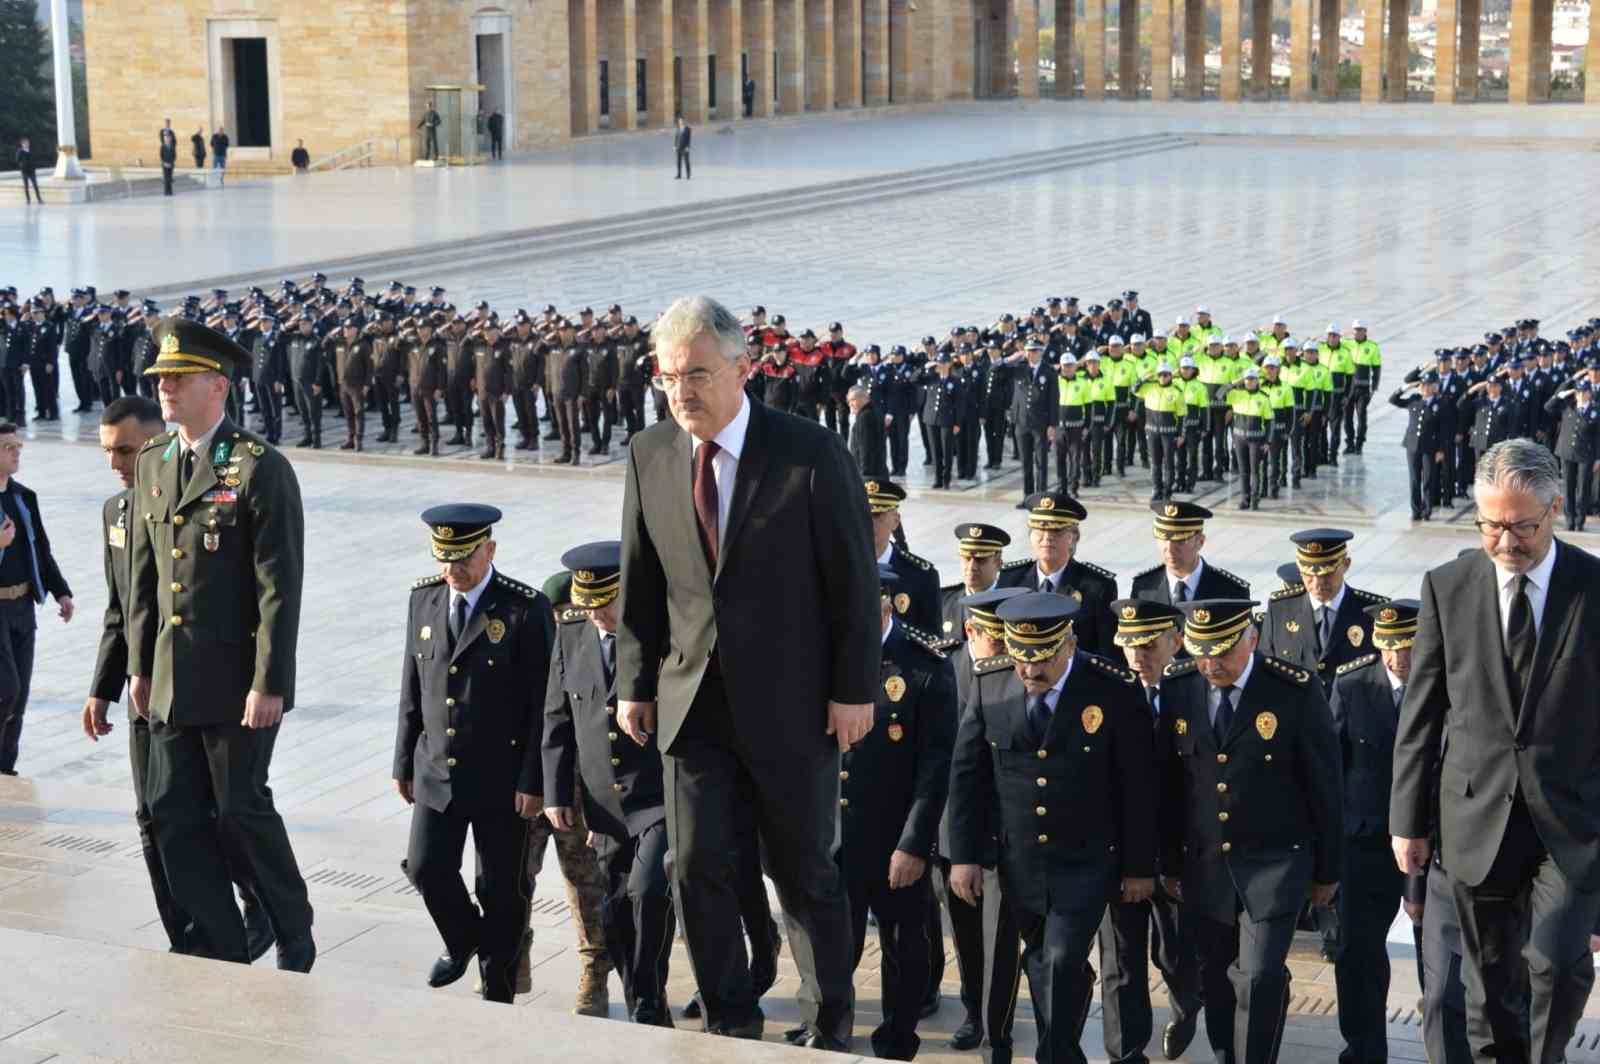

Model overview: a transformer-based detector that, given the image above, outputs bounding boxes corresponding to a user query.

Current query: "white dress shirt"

[1208,654,1256,726]
[1307,583,1348,647]
[450,564,495,622]
[1031,658,1075,717]
[877,543,895,567]
[1036,561,1071,595]
[881,616,895,645]
[692,396,750,555]
[178,412,227,465]
[1387,667,1406,708]
[1169,559,1205,603]
[1494,540,1556,638]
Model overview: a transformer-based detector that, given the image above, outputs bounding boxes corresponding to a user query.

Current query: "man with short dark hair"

[290,139,310,173]
[15,138,42,205]
[674,117,692,179]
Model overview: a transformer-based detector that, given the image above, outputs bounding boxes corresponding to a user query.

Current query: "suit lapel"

[450,579,500,663]
[667,427,713,586]
[717,402,770,580]
[175,417,232,513]
[1520,541,1579,725]
[1472,552,1520,730]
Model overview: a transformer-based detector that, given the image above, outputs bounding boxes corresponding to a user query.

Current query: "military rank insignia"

[1255,712,1278,740]
[420,625,432,641]
[887,722,905,742]
[487,618,506,644]
[1082,705,1103,735]
[1347,625,1364,648]
[1175,718,1188,735]
[884,675,906,702]
[1285,620,1300,633]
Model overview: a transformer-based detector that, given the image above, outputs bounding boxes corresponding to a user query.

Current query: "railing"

[307,139,377,173]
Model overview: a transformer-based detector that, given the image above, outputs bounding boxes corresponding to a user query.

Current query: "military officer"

[1329,599,1418,1064]
[1129,501,1250,613]
[286,316,324,449]
[324,319,373,451]
[126,319,314,971]
[470,319,512,460]
[938,522,1011,646]
[949,592,1157,1064]
[395,506,553,1003]
[400,314,448,456]
[866,479,943,637]
[1158,600,1343,1064]
[1256,529,1388,695]
[542,543,672,1024]
[1098,598,1203,1063]
[998,492,1118,659]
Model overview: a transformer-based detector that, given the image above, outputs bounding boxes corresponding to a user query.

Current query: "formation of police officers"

[1388,316,1600,531]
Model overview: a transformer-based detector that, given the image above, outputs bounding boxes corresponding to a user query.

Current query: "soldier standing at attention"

[401,313,448,457]
[323,319,373,452]
[369,312,405,445]
[470,319,512,460]
[394,505,554,1003]
[126,319,315,971]
[287,315,324,450]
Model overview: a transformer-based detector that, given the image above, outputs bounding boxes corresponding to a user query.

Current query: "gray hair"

[652,296,746,364]
[1474,439,1561,507]
[846,385,867,401]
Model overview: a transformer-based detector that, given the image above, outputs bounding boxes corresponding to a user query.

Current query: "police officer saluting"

[949,592,1156,1064]
[1329,599,1418,1064]
[394,505,554,1003]
[541,542,673,1025]
[1158,600,1343,1064]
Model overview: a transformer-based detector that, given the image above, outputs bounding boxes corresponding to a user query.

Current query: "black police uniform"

[251,326,288,443]
[979,353,1013,469]
[1257,584,1387,696]
[922,367,967,489]
[999,556,1119,661]
[886,542,942,638]
[1130,561,1250,608]
[1544,390,1600,531]
[1011,357,1058,497]
[1391,382,1446,520]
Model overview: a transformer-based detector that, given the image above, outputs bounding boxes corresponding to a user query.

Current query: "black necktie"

[1027,695,1051,743]
[1506,575,1536,700]
[601,633,616,686]
[1174,581,1188,604]
[1214,686,1235,743]
[1394,683,1405,711]
[181,448,196,492]
[1315,605,1330,653]
[449,594,469,644]
[1146,685,1160,722]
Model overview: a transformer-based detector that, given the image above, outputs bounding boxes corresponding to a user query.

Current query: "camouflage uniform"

[514,785,613,1011]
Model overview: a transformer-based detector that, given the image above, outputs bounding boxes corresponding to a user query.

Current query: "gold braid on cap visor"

[966,611,1005,638]
[430,529,491,561]
[1181,615,1252,657]
[1026,514,1079,531]
[1371,622,1418,651]
[1294,543,1347,575]
[1003,620,1073,662]
[1114,619,1178,647]
[1152,519,1204,541]
[571,574,621,609]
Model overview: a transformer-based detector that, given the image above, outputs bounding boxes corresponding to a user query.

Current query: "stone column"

[606,0,640,129]
[835,0,862,105]
[1290,0,1314,99]
[891,0,913,101]
[676,0,711,120]
[1433,0,1456,101]
[713,0,743,117]
[1385,0,1406,100]
[746,0,776,115]
[951,0,976,97]
[1083,0,1105,97]
[1360,0,1382,102]
[863,0,889,102]
[1183,0,1205,98]
[49,0,82,176]
[1589,0,1600,104]
[1151,0,1173,98]
[1056,0,1076,97]
[1015,0,1041,96]
[1250,0,1272,98]
[807,0,835,108]
[1507,0,1534,101]
[1318,0,1340,100]
[572,0,602,132]
[1530,0,1552,99]
[1219,0,1242,100]
[643,0,677,123]
[1118,0,1138,97]
[778,0,806,110]
[1457,0,1479,99]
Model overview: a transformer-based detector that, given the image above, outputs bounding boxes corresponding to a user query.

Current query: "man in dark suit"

[127,319,313,970]
[1392,439,1600,1064]
[1010,337,1058,499]
[1329,600,1417,1064]
[866,479,942,638]
[948,592,1157,1064]
[616,296,879,1048]
[847,384,889,478]
[674,117,692,179]
[1128,501,1250,609]
[1256,529,1388,695]
[937,522,1011,645]
[997,492,1118,659]
[395,505,553,1003]
[542,542,672,1024]
[1158,600,1343,1064]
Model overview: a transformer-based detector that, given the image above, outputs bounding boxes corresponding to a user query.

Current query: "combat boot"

[573,960,611,1017]
[515,929,534,995]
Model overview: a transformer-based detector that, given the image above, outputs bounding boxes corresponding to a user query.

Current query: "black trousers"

[932,862,1022,1046]
[162,164,174,195]
[889,416,910,475]
[0,604,37,773]
[490,132,503,159]
[931,425,956,486]
[1148,433,1177,500]
[406,801,529,1002]
[663,675,855,1040]
[1113,407,1137,473]
[1407,447,1437,519]
[1268,430,1289,491]
[1194,907,1297,1064]
[1420,860,1487,1064]
[1563,459,1593,529]
[1015,897,1102,1064]
[254,379,282,442]
[618,387,646,437]
[1056,426,1085,492]
[958,416,980,478]
[597,822,674,1017]
[130,716,190,948]
[20,170,41,203]
[1098,883,1204,1063]
[983,411,1007,467]
[1455,440,1476,495]
[845,853,932,1060]
[297,383,323,445]
[1344,386,1371,448]
[1328,394,1348,454]
[1205,408,1230,476]
[583,394,615,449]
[1020,428,1050,497]
[1180,425,1202,490]
[32,362,58,418]
[373,373,402,437]
[1334,834,1404,1064]
[424,128,439,160]
[447,379,475,437]
[145,719,312,962]
[68,346,94,408]
[1233,438,1268,505]
[1452,798,1600,1064]
[676,148,692,178]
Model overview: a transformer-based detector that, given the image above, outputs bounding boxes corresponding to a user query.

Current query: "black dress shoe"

[427,947,478,987]
[243,906,276,962]
[803,1032,852,1052]
[709,1013,764,1039]
[632,1001,675,1027]
[785,1024,810,1044]
[681,996,702,1020]
[1162,1012,1198,1059]
[949,1016,984,1050]
[919,990,940,1018]
[275,933,316,973]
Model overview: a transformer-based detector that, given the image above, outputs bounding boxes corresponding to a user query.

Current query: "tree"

[0,0,56,168]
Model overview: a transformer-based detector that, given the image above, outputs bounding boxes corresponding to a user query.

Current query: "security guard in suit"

[1157,600,1343,1064]
[1329,600,1418,1064]
[1255,530,1388,696]
[997,492,1119,660]
[937,523,1011,646]
[1098,598,1204,1063]
[949,592,1157,1064]
[865,479,943,637]
[394,505,555,1003]
[541,542,673,1025]
[1129,502,1250,622]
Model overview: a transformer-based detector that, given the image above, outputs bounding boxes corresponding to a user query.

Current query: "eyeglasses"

[652,362,736,393]
[1473,512,1548,540]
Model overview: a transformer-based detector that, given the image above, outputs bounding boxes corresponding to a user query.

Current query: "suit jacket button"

[170,582,183,593]
[1264,754,1272,762]
[608,731,619,742]
[446,728,456,736]
[487,659,494,666]
[611,757,621,766]
[511,739,518,746]
[1216,782,1227,793]
[449,666,458,675]
[1036,749,1048,759]
[1221,842,1232,853]
[170,615,183,626]
[446,757,458,767]
[612,782,623,792]
[172,548,184,559]
[839,771,849,781]
[173,515,185,526]
[445,697,456,707]
[1218,812,1229,822]
[1035,806,1046,816]
[840,798,849,808]
[1037,834,1049,843]
[1216,753,1228,764]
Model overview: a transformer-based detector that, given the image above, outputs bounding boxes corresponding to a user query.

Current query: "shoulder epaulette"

[1252,610,1266,627]
[139,431,174,453]
[412,574,445,590]
[1270,586,1307,603]
[974,654,1012,675]
[900,623,949,659]
[1163,658,1199,678]
[940,583,962,594]
[557,606,589,623]
[1132,563,1163,582]
[1337,653,1380,676]
[1075,560,1118,582]
[493,572,540,599]
[1350,588,1389,604]
[1262,655,1312,686]
[896,547,933,572]
[1001,558,1032,572]
[1210,566,1250,591]
[1084,654,1137,685]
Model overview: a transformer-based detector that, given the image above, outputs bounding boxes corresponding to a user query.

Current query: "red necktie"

[694,440,721,569]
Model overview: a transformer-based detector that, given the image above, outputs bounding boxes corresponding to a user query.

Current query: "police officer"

[323,319,373,451]
[286,316,325,449]
[1129,501,1250,613]
[1134,361,1186,503]
[949,592,1157,1064]
[401,314,448,456]
[582,326,618,456]
[1544,379,1600,531]
[980,342,1013,470]
[1011,338,1058,499]
[470,319,512,460]
[1391,372,1446,521]
[1256,530,1388,695]
[249,315,288,445]
[1225,367,1274,510]
[1329,599,1417,1064]
[369,311,405,444]
[923,352,965,489]
[866,479,943,637]
[1347,321,1382,454]
[443,316,476,448]
[937,523,1011,644]
[1055,355,1091,495]
[541,543,672,1024]
[1099,598,1204,1063]
[551,321,586,465]
[998,492,1118,659]
[1157,600,1343,1064]
[394,505,554,1003]
[612,316,649,444]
